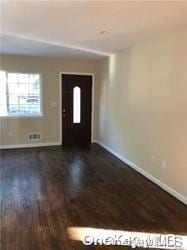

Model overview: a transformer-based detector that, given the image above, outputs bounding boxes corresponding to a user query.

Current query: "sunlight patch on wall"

[109,53,117,82]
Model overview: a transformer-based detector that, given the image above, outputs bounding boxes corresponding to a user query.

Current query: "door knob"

[63,113,66,118]
[62,109,66,112]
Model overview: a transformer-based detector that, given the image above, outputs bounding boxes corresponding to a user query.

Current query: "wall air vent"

[28,133,41,141]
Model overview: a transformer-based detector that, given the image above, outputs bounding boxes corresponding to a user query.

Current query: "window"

[73,86,81,123]
[0,71,42,117]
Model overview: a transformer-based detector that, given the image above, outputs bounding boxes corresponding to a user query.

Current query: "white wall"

[97,29,187,203]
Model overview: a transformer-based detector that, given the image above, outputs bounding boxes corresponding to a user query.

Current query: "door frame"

[59,72,95,145]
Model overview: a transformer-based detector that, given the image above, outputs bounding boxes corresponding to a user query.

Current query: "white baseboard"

[0,142,61,149]
[94,140,187,206]
[1,140,186,205]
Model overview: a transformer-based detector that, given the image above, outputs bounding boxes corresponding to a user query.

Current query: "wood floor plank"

[0,144,187,250]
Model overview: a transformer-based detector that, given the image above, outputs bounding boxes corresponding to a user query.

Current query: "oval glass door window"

[73,86,81,123]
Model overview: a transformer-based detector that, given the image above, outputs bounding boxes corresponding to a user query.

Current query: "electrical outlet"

[151,155,156,164]
[8,131,13,138]
[162,160,167,169]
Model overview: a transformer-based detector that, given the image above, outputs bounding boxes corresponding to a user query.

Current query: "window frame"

[0,71,43,118]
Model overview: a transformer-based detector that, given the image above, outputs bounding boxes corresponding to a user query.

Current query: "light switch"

[50,101,57,107]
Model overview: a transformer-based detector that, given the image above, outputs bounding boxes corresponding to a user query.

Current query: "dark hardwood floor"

[0,144,187,250]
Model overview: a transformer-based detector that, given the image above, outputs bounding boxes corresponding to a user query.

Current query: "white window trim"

[0,71,43,118]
